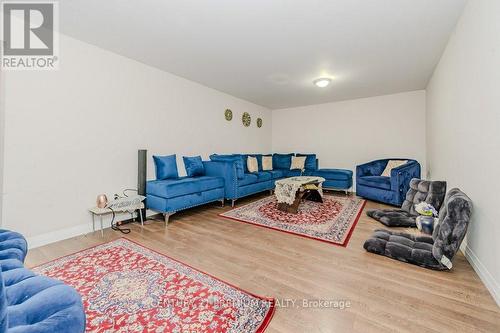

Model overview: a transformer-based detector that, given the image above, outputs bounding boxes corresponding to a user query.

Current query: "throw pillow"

[381,160,408,177]
[183,156,205,177]
[247,156,258,173]
[153,154,178,180]
[240,154,263,172]
[296,153,317,170]
[262,156,273,171]
[273,153,294,169]
[290,156,306,170]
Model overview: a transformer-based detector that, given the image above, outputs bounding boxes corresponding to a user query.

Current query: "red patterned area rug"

[220,195,366,247]
[32,238,275,333]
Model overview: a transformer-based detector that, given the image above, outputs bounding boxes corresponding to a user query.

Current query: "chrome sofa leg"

[220,199,225,207]
[269,189,273,195]
[164,212,175,225]
[231,199,236,207]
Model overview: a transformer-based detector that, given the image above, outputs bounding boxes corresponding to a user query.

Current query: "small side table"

[89,202,145,237]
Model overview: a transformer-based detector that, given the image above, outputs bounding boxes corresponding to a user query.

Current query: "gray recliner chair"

[366,179,447,227]
[363,188,472,270]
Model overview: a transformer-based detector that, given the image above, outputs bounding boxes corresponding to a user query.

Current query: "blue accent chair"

[0,229,86,333]
[356,159,421,206]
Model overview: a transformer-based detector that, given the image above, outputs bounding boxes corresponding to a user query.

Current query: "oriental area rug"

[33,238,275,333]
[220,195,366,246]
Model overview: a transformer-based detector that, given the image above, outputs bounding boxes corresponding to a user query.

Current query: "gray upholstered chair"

[366,178,447,227]
[363,188,472,270]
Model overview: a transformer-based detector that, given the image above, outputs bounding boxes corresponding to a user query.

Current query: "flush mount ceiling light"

[313,78,332,88]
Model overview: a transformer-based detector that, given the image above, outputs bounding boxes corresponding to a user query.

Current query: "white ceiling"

[59,0,466,109]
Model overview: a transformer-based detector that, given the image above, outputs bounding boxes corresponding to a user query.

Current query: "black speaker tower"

[138,149,147,221]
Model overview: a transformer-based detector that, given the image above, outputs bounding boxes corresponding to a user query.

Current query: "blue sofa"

[147,153,354,214]
[205,153,354,206]
[356,159,421,206]
[0,230,85,333]
[147,155,225,223]
[204,154,299,206]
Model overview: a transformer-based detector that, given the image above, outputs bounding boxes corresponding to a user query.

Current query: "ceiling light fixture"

[313,78,331,88]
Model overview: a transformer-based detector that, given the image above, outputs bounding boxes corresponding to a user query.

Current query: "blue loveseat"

[0,230,85,333]
[356,159,421,206]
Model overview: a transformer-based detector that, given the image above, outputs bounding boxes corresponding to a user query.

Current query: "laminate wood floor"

[26,193,500,333]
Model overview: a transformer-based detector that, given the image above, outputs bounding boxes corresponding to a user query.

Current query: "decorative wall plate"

[257,118,263,128]
[224,109,233,121]
[242,112,251,127]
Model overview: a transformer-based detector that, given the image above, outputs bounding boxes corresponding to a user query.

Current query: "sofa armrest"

[203,161,237,199]
[390,161,421,202]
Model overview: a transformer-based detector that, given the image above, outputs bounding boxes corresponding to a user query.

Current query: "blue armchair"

[0,229,86,333]
[356,159,421,206]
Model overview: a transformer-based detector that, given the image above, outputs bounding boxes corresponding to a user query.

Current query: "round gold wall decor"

[224,109,233,121]
[242,112,251,127]
[257,118,263,128]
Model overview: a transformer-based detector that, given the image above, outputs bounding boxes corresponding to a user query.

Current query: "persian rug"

[32,238,275,333]
[220,195,366,246]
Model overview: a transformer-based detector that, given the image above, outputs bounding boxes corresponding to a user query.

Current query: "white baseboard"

[26,210,155,249]
[461,241,500,307]
[26,222,93,249]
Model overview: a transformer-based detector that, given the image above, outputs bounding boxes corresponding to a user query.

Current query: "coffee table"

[275,176,325,214]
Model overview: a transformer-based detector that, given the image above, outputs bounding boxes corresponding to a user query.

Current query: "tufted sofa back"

[432,188,473,267]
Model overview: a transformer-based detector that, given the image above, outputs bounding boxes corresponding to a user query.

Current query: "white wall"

[272,90,426,182]
[0,70,5,227]
[426,0,500,305]
[1,34,271,246]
